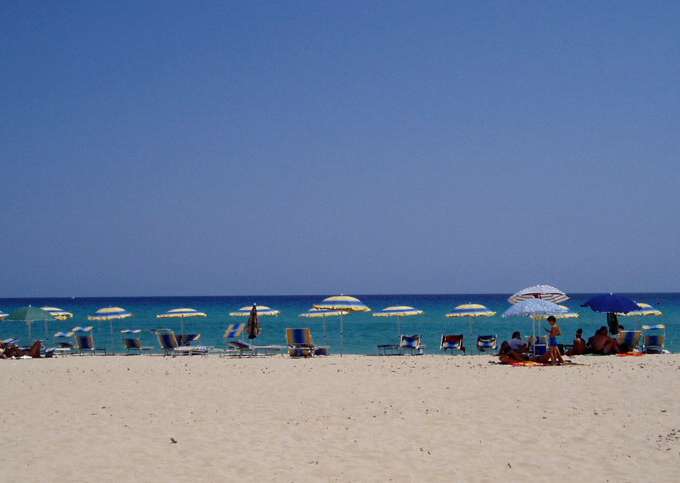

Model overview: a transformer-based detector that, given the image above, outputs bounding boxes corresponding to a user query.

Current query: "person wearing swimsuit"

[546,316,564,364]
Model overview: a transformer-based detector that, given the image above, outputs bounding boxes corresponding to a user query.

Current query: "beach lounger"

[616,330,642,352]
[227,340,284,357]
[399,335,425,355]
[476,335,497,353]
[224,323,246,340]
[286,328,328,357]
[642,324,667,354]
[50,332,75,356]
[154,328,208,356]
[120,329,153,355]
[440,334,465,353]
[71,327,107,355]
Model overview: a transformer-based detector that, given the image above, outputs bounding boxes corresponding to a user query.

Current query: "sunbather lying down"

[497,340,552,365]
[0,341,42,359]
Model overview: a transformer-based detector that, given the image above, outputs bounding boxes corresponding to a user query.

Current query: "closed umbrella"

[581,294,639,335]
[314,295,370,355]
[373,306,424,337]
[509,284,569,304]
[156,308,207,338]
[6,306,56,341]
[246,304,260,339]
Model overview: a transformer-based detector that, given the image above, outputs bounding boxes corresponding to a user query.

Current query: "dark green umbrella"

[6,306,56,341]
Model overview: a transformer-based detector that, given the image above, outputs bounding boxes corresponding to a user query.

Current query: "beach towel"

[616,352,644,357]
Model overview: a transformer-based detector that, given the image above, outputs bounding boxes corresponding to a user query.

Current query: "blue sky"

[1,1,679,297]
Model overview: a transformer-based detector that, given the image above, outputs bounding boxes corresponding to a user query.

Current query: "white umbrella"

[157,308,207,337]
[508,284,569,304]
[299,308,349,344]
[314,295,370,355]
[502,299,569,340]
[88,307,132,349]
[373,306,423,337]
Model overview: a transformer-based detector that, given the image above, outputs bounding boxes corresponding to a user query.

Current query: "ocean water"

[0,293,677,354]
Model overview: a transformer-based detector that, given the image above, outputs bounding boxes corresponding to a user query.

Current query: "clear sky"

[1,1,679,297]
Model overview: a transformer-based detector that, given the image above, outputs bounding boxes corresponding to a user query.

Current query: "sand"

[1,354,679,482]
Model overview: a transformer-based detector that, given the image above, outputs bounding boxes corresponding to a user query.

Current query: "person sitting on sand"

[588,326,620,355]
[0,340,42,359]
[567,328,587,356]
[508,331,528,352]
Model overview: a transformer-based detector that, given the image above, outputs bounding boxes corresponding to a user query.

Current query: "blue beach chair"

[440,334,465,353]
[642,325,667,354]
[224,323,245,340]
[154,328,207,356]
[476,335,497,353]
[616,330,642,352]
[399,334,425,355]
[71,326,107,355]
[286,328,327,357]
[120,329,153,355]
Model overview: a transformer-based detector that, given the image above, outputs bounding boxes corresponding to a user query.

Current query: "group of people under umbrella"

[0,287,665,356]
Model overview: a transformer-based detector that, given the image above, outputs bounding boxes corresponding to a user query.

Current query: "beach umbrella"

[314,295,371,355]
[502,299,568,338]
[299,308,349,344]
[246,304,260,340]
[229,305,280,317]
[88,306,132,349]
[41,306,74,320]
[446,303,496,337]
[581,294,639,335]
[555,305,579,319]
[508,284,569,304]
[446,303,496,318]
[5,306,55,340]
[618,302,662,317]
[373,306,424,337]
[156,307,207,337]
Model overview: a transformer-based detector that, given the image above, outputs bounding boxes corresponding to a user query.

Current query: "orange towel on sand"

[616,352,644,357]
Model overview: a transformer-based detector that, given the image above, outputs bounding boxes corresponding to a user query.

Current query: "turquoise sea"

[0,293,676,354]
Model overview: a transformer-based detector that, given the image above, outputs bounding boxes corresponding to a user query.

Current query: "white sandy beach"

[2,354,679,482]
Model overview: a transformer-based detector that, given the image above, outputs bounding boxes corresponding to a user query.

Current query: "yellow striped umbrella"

[229,305,280,317]
[618,302,663,317]
[41,307,74,320]
[555,305,580,319]
[446,303,496,318]
[373,306,424,337]
[157,307,208,336]
[314,295,371,354]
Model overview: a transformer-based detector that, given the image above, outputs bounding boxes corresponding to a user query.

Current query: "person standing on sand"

[546,316,564,364]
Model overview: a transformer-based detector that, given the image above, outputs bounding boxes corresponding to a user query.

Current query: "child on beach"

[546,316,564,364]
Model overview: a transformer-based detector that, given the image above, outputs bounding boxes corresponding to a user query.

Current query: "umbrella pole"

[110,320,114,353]
[340,313,344,357]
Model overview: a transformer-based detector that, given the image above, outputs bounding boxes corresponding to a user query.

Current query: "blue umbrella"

[581,294,639,314]
[582,293,639,335]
